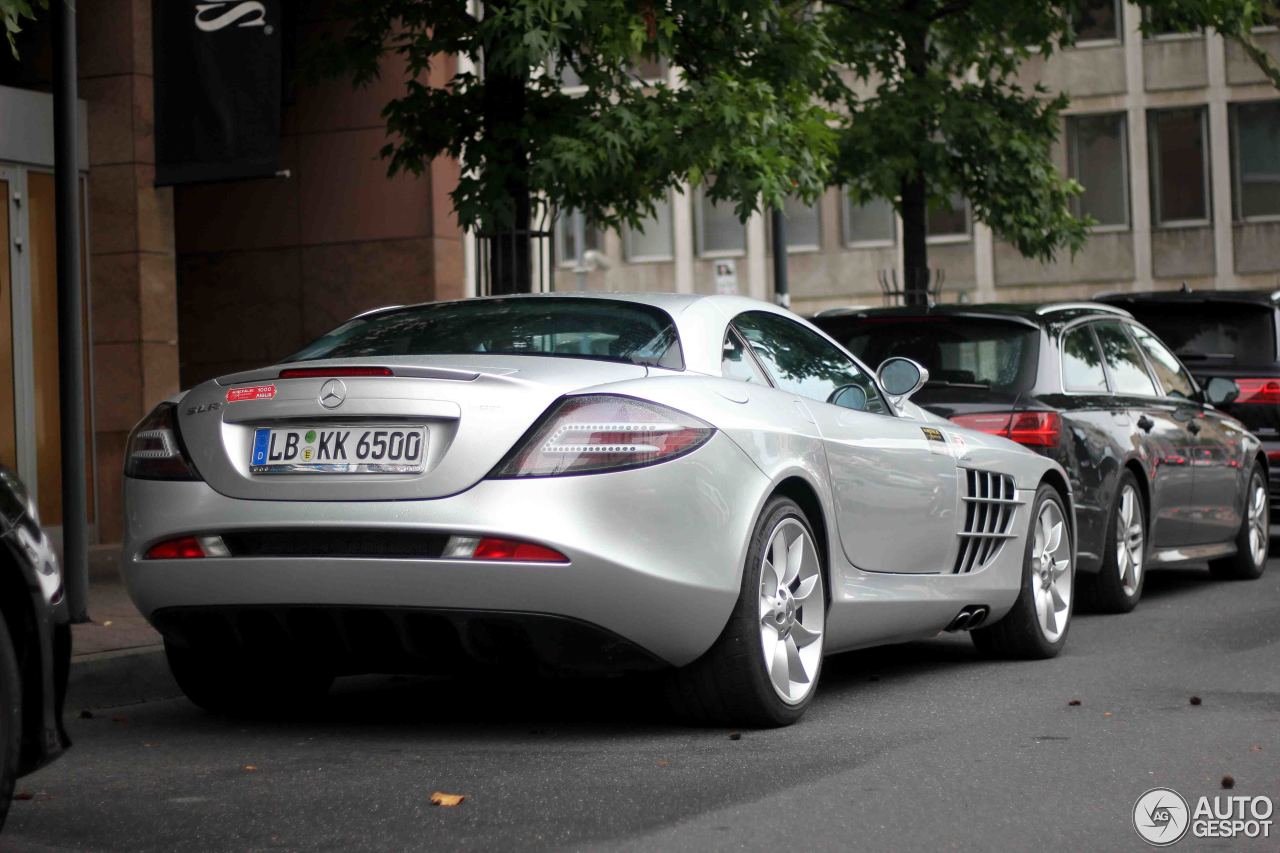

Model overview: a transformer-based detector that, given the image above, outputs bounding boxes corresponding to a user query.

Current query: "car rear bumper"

[121,434,768,668]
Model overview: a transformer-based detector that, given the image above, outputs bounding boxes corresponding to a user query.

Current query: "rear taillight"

[1234,378,1280,405]
[443,536,569,563]
[278,366,394,379]
[125,403,203,481]
[950,411,1062,448]
[490,395,714,478]
[144,535,229,560]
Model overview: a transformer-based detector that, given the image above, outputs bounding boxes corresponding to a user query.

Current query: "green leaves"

[2,0,45,59]
[312,0,835,233]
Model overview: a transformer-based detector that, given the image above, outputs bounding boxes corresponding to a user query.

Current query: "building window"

[630,57,668,84]
[694,186,746,256]
[1074,0,1122,42]
[841,194,896,246]
[777,195,821,252]
[624,194,675,261]
[555,210,602,266]
[1150,107,1211,226]
[1231,100,1280,221]
[927,193,970,240]
[1067,113,1130,228]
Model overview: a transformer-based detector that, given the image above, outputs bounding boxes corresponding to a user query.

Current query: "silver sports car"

[122,293,1076,726]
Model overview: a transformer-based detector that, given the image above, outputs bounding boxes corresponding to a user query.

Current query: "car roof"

[811,302,1132,329]
[1096,288,1280,307]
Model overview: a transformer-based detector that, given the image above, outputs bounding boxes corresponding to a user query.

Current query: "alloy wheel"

[1116,484,1144,598]
[758,518,825,704]
[1248,475,1269,568]
[1032,500,1073,643]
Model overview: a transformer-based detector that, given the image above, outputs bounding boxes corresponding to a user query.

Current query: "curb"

[68,646,180,711]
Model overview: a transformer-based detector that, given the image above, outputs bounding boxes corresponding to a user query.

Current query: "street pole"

[52,0,90,623]
[770,206,789,309]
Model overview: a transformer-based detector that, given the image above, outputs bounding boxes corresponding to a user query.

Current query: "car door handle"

[1136,415,1154,433]
[1187,420,1202,435]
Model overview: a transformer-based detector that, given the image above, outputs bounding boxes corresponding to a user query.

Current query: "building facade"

[551,3,1280,315]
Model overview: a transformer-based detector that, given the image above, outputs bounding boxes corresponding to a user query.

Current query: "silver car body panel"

[123,293,1070,668]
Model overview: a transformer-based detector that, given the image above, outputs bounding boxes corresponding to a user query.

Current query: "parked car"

[1096,289,1280,515]
[123,293,1075,728]
[813,302,1269,616]
[0,467,70,830]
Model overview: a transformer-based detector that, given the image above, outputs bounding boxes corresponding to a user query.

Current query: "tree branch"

[1232,32,1280,90]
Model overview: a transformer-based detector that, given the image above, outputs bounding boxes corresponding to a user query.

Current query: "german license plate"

[250,426,426,474]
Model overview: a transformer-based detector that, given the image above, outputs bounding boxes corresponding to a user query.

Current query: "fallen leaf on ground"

[243,765,257,772]
[1251,745,1263,752]
[1222,775,1235,789]
[1190,696,1202,706]
[728,732,742,741]
[656,759,669,767]
[13,792,33,801]
[111,715,128,724]
[1067,699,1081,706]
[430,792,465,807]
[102,620,113,627]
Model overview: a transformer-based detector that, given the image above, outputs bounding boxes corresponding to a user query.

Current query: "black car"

[0,467,70,829]
[1096,289,1280,512]
[813,303,1270,614]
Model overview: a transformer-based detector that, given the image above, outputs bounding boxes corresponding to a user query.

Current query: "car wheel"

[1210,462,1270,581]
[0,609,21,831]
[165,640,333,718]
[1078,470,1146,614]
[666,496,826,727]
[972,484,1073,660]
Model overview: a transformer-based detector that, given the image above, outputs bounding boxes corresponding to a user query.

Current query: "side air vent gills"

[954,469,1021,574]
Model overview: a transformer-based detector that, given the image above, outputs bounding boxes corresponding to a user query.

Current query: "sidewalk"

[67,546,177,710]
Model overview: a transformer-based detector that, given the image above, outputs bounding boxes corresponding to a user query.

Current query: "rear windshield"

[289,298,684,370]
[823,317,1040,393]
[1118,302,1277,363]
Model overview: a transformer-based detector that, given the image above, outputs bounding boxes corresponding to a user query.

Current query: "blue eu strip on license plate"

[252,429,271,466]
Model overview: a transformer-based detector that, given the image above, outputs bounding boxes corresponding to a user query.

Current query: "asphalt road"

[9,560,1280,852]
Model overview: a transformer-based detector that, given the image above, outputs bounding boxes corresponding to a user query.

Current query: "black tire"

[1077,470,1146,614]
[165,640,333,718]
[972,484,1073,660]
[1210,462,1270,581]
[0,609,23,832]
[665,497,824,728]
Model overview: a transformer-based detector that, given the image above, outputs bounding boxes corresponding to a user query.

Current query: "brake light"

[278,366,394,379]
[1234,378,1280,405]
[125,402,203,481]
[950,411,1062,448]
[442,535,569,563]
[490,395,714,478]
[144,535,229,560]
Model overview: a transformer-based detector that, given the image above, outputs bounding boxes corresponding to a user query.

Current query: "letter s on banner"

[195,1,267,31]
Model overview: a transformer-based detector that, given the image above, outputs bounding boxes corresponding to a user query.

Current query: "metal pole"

[52,0,89,623]
[770,205,789,309]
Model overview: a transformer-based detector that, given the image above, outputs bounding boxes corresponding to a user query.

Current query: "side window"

[721,330,769,385]
[1061,325,1109,392]
[1130,325,1197,399]
[732,311,887,414]
[1094,321,1158,396]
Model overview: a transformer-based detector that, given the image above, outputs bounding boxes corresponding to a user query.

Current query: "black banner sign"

[153,0,282,185]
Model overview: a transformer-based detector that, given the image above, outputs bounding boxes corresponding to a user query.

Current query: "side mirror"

[828,384,868,411]
[1205,376,1240,407]
[877,357,929,402]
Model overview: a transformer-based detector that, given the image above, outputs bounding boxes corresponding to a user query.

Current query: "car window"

[1116,301,1277,362]
[732,311,887,414]
[721,330,769,385]
[288,297,684,370]
[1061,325,1109,393]
[1129,325,1197,399]
[1094,321,1158,397]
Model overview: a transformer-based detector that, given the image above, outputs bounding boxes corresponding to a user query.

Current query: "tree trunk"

[900,173,929,307]
[481,2,532,295]
[900,19,930,307]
